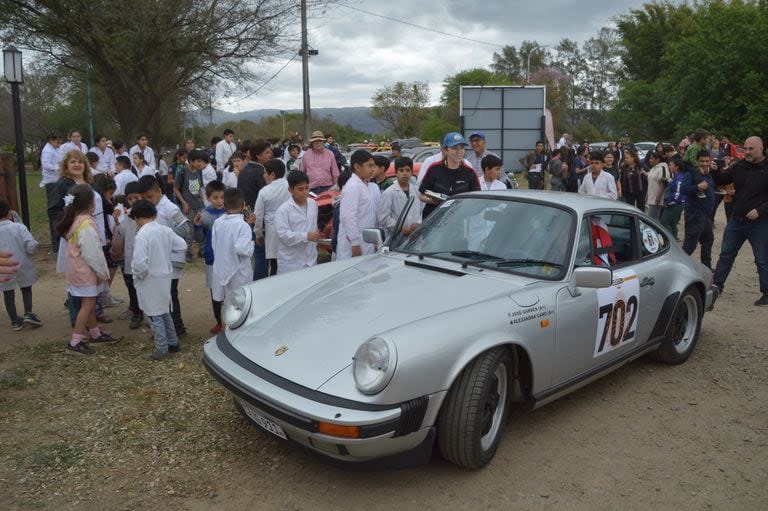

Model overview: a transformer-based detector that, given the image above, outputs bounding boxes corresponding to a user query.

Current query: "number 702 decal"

[594,271,640,357]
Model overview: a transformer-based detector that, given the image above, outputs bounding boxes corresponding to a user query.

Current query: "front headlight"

[353,337,397,395]
[223,286,252,329]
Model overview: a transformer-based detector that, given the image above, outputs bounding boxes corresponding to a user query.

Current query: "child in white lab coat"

[211,188,255,304]
[275,171,322,273]
[131,200,187,360]
[0,199,42,331]
[254,159,291,276]
[377,156,422,242]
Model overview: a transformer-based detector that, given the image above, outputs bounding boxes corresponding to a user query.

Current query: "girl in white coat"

[0,200,41,331]
[131,200,187,360]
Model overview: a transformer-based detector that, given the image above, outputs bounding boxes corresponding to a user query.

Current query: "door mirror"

[573,266,613,288]
[363,228,385,247]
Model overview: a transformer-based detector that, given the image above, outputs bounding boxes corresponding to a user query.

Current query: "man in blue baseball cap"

[417,132,480,217]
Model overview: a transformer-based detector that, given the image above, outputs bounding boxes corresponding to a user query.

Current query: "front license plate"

[239,399,287,440]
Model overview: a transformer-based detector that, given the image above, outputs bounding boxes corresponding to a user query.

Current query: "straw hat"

[309,130,326,142]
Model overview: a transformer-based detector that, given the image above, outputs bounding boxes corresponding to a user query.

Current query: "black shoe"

[11,318,23,331]
[91,332,122,343]
[66,342,94,355]
[144,350,170,361]
[129,315,143,330]
[168,344,181,353]
[755,294,768,306]
[96,315,113,324]
[175,327,187,338]
[23,312,43,327]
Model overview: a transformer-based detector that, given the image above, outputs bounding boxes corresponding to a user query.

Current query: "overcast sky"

[218,0,651,112]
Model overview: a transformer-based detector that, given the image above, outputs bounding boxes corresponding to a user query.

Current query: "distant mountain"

[187,106,386,135]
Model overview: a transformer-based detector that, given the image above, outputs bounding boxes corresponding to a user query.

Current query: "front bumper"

[202,332,436,467]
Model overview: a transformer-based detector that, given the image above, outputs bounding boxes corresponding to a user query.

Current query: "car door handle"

[640,277,655,287]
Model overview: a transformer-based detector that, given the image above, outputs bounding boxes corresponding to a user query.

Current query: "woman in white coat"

[337,150,378,260]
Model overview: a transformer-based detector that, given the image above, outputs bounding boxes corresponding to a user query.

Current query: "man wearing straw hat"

[301,130,340,194]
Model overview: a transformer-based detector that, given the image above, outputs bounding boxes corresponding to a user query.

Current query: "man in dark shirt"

[681,151,715,269]
[418,132,480,218]
[238,141,269,280]
[712,136,768,305]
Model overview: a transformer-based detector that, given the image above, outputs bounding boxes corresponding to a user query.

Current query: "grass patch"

[0,366,38,390]
[26,442,84,471]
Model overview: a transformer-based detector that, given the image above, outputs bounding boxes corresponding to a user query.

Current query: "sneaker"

[66,342,94,355]
[168,344,181,353]
[11,318,23,331]
[22,312,43,327]
[129,315,143,330]
[90,332,122,343]
[175,327,188,338]
[96,315,113,324]
[755,294,768,306]
[144,350,170,361]
[210,323,223,334]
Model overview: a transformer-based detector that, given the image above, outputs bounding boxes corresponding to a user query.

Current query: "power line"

[227,53,300,104]
[338,3,504,49]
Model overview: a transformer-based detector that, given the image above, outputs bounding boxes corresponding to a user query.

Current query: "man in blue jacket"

[681,150,714,270]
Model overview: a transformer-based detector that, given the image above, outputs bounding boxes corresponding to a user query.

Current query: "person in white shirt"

[91,135,116,175]
[59,129,89,154]
[377,156,422,241]
[201,159,217,187]
[40,133,63,251]
[129,134,155,167]
[337,150,378,259]
[215,129,238,173]
[275,171,322,273]
[138,176,191,336]
[113,156,138,196]
[254,159,291,276]
[221,151,245,188]
[131,200,186,360]
[578,151,618,200]
[211,188,255,302]
[112,141,131,163]
[479,154,508,191]
[132,152,156,179]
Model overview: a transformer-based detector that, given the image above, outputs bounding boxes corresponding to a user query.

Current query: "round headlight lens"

[222,286,252,329]
[353,337,397,395]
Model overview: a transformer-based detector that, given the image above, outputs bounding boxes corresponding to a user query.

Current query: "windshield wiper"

[418,250,503,262]
[494,258,564,268]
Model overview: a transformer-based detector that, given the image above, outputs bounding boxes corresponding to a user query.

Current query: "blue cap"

[442,132,467,148]
[469,131,486,141]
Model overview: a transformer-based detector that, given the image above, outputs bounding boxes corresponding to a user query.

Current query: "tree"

[0,0,302,143]
[583,28,621,113]
[491,40,548,83]
[371,81,430,137]
[551,38,588,124]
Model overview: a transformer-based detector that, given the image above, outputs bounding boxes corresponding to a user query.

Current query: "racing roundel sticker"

[641,227,659,254]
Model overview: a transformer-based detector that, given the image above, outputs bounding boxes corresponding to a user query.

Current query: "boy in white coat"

[254,159,291,276]
[337,150,378,260]
[377,156,422,242]
[275,171,322,274]
[131,200,187,360]
[211,188,255,303]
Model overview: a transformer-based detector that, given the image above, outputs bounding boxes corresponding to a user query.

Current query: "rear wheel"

[437,348,511,469]
[653,288,702,364]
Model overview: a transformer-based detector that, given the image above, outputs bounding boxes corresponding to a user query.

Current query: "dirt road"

[1,214,766,510]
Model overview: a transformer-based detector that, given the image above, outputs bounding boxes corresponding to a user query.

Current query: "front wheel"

[653,288,702,364]
[437,348,511,469]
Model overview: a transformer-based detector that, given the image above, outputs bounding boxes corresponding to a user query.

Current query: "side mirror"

[363,228,385,247]
[572,266,613,289]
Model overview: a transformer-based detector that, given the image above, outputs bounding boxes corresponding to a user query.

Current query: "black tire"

[653,287,703,364]
[437,347,511,469]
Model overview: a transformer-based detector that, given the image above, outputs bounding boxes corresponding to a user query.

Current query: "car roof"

[458,189,643,216]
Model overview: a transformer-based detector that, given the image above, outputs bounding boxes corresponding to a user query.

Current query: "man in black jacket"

[712,136,768,305]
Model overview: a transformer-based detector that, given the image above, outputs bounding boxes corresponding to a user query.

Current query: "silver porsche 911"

[202,191,718,469]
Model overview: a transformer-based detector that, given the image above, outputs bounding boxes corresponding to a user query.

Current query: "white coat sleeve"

[215,142,226,171]
[235,225,255,258]
[79,227,109,280]
[41,147,59,176]
[131,234,150,280]
[377,188,397,234]
[341,183,362,246]
[578,178,587,195]
[607,176,618,201]
[22,226,39,255]
[275,205,308,247]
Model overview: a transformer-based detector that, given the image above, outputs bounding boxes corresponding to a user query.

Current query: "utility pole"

[300,0,318,144]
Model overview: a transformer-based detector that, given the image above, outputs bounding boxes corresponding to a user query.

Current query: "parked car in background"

[203,191,716,469]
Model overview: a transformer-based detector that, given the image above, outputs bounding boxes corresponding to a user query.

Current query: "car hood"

[229,255,523,390]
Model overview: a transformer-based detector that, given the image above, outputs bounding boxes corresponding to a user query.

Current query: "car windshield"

[392,197,574,279]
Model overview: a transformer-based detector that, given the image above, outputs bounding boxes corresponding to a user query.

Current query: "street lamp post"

[526,45,548,85]
[3,45,30,228]
[280,110,286,139]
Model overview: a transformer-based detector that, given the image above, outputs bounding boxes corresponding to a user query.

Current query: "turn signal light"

[318,422,361,438]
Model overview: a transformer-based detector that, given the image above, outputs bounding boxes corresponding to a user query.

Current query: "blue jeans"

[68,293,82,328]
[148,313,178,354]
[713,219,768,294]
[682,208,714,269]
[252,243,267,281]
